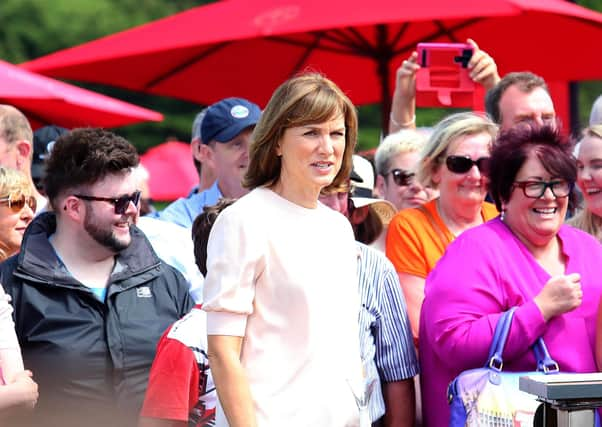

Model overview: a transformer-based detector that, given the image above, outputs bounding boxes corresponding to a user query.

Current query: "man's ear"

[191,140,203,162]
[349,205,370,225]
[198,143,213,163]
[15,140,32,170]
[374,174,386,198]
[62,196,85,222]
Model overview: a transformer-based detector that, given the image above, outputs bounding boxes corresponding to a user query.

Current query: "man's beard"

[83,209,131,253]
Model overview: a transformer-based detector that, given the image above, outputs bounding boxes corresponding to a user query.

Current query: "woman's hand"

[534,273,582,321]
[0,370,38,411]
[389,51,420,134]
[10,370,38,409]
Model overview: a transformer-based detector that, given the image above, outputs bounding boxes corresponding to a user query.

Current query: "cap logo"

[43,141,56,159]
[230,105,250,119]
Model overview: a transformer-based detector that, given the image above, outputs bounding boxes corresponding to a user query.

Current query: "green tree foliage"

[0,0,208,151]
[0,0,204,62]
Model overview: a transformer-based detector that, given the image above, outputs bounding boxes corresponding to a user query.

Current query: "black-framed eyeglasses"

[74,190,141,214]
[512,180,572,199]
[0,194,37,213]
[382,168,415,187]
[446,155,491,175]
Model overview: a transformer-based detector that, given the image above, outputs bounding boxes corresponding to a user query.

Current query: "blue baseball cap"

[201,98,261,144]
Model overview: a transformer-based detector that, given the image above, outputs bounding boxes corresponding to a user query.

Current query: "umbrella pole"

[379,62,392,137]
[376,25,392,137]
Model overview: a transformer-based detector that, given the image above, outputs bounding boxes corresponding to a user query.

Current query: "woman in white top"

[203,73,364,427]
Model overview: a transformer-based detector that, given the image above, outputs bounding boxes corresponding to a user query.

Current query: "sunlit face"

[504,151,568,249]
[379,150,435,211]
[277,115,346,198]
[318,191,349,217]
[433,132,492,207]
[209,128,252,199]
[78,172,138,253]
[0,192,34,259]
[499,85,556,131]
[577,134,602,217]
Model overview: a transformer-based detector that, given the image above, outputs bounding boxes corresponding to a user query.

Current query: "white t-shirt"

[203,187,363,427]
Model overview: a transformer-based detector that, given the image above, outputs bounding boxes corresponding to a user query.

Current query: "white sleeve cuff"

[206,311,248,336]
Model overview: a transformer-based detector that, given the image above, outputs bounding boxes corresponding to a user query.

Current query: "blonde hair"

[569,125,602,241]
[374,129,425,176]
[583,124,602,140]
[568,210,602,242]
[0,167,34,260]
[0,167,32,199]
[244,73,357,193]
[417,112,498,189]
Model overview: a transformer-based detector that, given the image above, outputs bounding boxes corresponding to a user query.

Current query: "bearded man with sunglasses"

[0,128,193,427]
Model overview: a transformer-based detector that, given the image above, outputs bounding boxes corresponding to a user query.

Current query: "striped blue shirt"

[356,242,419,422]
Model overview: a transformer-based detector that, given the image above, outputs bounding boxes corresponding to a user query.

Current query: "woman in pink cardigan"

[419,125,602,426]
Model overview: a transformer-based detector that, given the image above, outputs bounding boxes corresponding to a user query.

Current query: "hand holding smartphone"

[415,42,476,107]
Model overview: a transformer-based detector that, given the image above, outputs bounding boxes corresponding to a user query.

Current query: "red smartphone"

[415,42,475,107]
[417,42,473,70]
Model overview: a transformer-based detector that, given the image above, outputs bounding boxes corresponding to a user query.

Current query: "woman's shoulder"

[559,223,602,252]
[451,217,506,249]
[209,190,264,231]
[217,188,277,216]
[390,199,436,229]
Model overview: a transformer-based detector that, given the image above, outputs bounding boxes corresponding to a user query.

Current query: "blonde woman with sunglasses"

[386,112,499,343]
[0,167,38,415]
[0,167,36,261]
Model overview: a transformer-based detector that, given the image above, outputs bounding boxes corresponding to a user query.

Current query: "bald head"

[0,105,34,173]
[0,105,33,147]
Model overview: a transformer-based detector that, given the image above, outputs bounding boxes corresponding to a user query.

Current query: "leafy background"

[2,0,601,154]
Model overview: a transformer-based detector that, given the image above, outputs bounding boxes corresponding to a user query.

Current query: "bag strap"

[486,308,516,370]
[417,205,453,248]
[486,307,559,373]
[533,337,560,373]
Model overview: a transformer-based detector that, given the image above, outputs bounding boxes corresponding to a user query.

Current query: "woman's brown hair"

[244,73,357,194]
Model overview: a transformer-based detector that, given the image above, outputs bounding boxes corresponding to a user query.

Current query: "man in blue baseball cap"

[154,98,261,228]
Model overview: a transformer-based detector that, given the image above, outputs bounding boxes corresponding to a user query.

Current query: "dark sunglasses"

[383,169,415,187]
[74,190,141,215]
[0,194,37,213]
[446,155,491,175]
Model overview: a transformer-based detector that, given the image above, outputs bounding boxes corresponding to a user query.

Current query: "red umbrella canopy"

[22,0,602,129]
[140,141,198,201]
[0,59,162,129]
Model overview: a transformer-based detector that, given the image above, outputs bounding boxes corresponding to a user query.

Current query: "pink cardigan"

[419,218,602,427]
